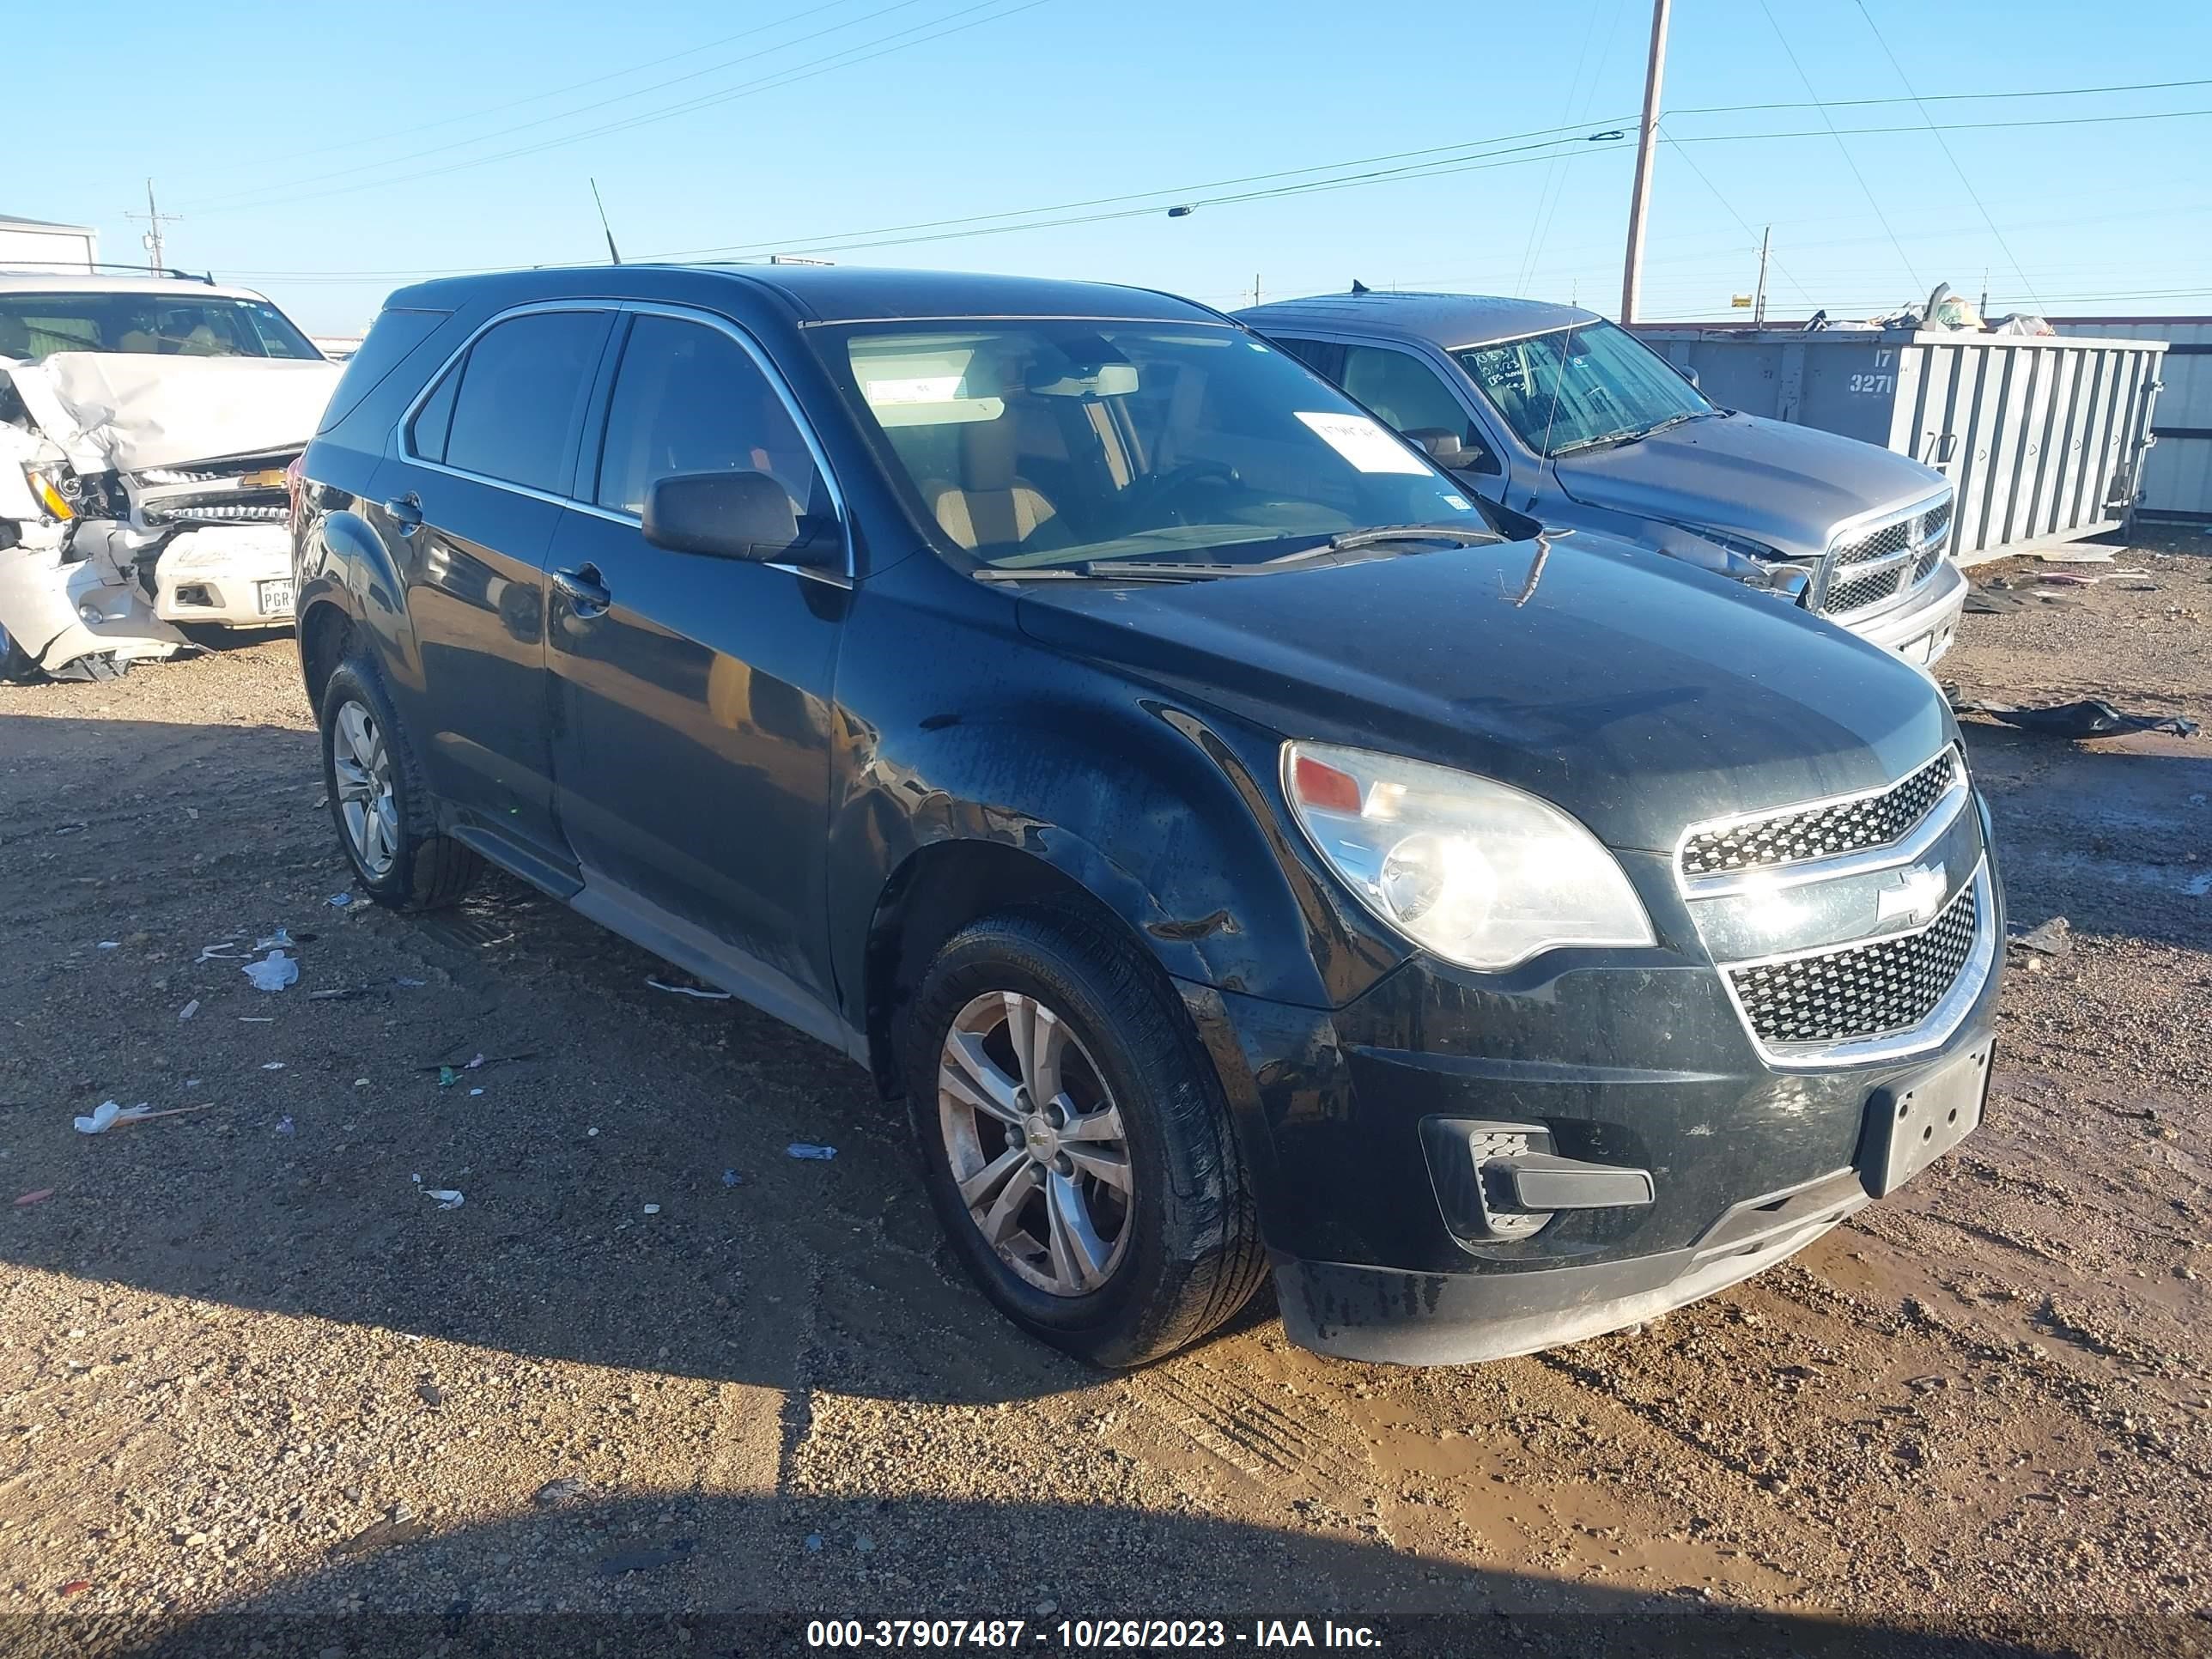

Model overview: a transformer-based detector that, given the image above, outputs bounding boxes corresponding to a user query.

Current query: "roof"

[0,271,269,301]
[389,263,1226,326]
[0,215,97,234]
[1235,289,1594,349]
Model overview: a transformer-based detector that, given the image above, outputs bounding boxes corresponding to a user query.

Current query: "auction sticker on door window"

[1294,411,1431,475]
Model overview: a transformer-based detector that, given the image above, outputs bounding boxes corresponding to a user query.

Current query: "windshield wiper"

[1322,523,1504,554]
[971,562,1253,582]
[1553,410,1712,457]
[971,525,1502,583]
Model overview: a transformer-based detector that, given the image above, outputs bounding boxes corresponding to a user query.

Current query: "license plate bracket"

[1861,1041,1991,1197]
[258,579,294,617]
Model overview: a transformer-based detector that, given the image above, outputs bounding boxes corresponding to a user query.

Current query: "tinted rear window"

[317,307,450,434]
[441,310,611,495]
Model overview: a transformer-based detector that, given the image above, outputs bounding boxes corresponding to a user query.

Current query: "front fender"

[827,688,1406,1018]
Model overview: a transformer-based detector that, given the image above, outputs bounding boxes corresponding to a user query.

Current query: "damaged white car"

[1,274,340,681]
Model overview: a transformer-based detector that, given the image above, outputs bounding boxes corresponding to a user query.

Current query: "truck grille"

[1728,878,1979,1046]
[1826,564,1903,615]
[1680,748,1961,878]
[1822,493,1954,617]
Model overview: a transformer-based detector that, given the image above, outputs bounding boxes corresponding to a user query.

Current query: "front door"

[545,308,849,1018]
[386,305,614,873]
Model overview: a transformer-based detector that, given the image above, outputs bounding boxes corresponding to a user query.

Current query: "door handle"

[553,562,612,618]
[383,492,423,533]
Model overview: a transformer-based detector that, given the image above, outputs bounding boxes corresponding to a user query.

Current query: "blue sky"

[19,0,2211,334]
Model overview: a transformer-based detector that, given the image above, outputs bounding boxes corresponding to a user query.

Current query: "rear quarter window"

[440,310,612,495]
[315,307,453,434]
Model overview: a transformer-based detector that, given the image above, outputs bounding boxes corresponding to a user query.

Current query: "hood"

[1013,535,1952,854]
[1554,412,1946,559]
[5,352,342,475]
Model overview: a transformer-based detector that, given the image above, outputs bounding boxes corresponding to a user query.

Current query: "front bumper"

[0,531,184,677]
[1183,830,2004,1365]
[145,524,294,625]
[1842,557,1967,666]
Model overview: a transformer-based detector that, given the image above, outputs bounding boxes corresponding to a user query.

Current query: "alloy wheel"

[331,699,399,878]
[938,990,1133,1297]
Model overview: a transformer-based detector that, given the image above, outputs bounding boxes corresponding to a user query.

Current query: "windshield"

[827,322,1480,569]
[1453,319,1709,458]
[0,292,324,362]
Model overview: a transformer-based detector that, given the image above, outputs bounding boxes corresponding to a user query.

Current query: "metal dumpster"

[2051,317,2211,526]
[1636,327,2167,564]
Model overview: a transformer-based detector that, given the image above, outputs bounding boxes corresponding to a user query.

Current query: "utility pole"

[1752,226,1771,327]
[1252,272,1261,307]
[126,178,181,273]
[1618,0,1673,325]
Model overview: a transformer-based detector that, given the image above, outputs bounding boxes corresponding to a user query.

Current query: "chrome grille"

[1826,564,1904,614]
[1680,749,1960,878]
[1822,493,1954,617]
[142,498,289,526]
[1834,518,1914,564]
[1729,878,1978,1046]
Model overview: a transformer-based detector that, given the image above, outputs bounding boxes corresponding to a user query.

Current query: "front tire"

[904,908,1267,1369]
[318,656,481,911]
[0,619,39,684]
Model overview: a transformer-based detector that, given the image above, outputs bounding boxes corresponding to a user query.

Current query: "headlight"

[1282,741,1655,971]
[21,465,74,522]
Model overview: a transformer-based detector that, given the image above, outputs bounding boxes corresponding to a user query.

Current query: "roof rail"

[0,260,219,284]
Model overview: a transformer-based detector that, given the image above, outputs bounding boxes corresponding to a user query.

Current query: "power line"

[274,0,892,167]
[1755,0,1920,291]
[1513,0,1624,299]
[219,101,2212,285]
[1651,119,1815,309]
[1669,74,2212,117]
[188,0,1054,217]
[667,106,2212,263]
[1670,106,2212,143]
[649,133,1634,263]
[1850,0,2041,310]
[648,120,1638,261]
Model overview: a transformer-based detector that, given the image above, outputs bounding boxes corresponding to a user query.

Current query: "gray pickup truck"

[1238,290,1967,667]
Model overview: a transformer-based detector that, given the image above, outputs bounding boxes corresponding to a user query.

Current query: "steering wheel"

[1122,459,1242,525]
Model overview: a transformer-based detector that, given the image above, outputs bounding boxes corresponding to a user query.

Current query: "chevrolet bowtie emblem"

[1876,862,1948,928]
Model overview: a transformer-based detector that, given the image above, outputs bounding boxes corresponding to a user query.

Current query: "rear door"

[386,305,614,879]
[544,306,850,1029]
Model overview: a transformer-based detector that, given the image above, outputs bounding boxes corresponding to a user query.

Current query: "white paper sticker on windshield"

[864,374,964,405]
[1294,411,1431,475]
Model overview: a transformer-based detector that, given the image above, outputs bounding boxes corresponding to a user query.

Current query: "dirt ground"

[1,544,2208,1657]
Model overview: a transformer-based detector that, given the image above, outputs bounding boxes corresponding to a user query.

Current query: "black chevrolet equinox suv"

[293,264,2002,1367]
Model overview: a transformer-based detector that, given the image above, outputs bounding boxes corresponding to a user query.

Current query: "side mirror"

[641,470,837,565]
[1674,362,1701,390]
[1408,428,1502,477]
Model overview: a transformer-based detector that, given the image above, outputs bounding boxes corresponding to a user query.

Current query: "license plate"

[1863,1041,1991,1197]
[258,579,294,617]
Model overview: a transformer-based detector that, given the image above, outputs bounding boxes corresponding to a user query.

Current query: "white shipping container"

[0,216,99,274]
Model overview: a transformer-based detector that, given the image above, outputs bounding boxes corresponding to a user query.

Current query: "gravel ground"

[1,546,2207,1657]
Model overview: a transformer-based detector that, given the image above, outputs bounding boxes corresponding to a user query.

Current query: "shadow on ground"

[10,1492,2181,1658]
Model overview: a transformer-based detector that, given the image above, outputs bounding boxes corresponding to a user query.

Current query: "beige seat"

[927,414,1059,552]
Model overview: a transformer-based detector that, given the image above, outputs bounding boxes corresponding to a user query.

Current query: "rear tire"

[317,655,481,911]
[904,908,1267,1369]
